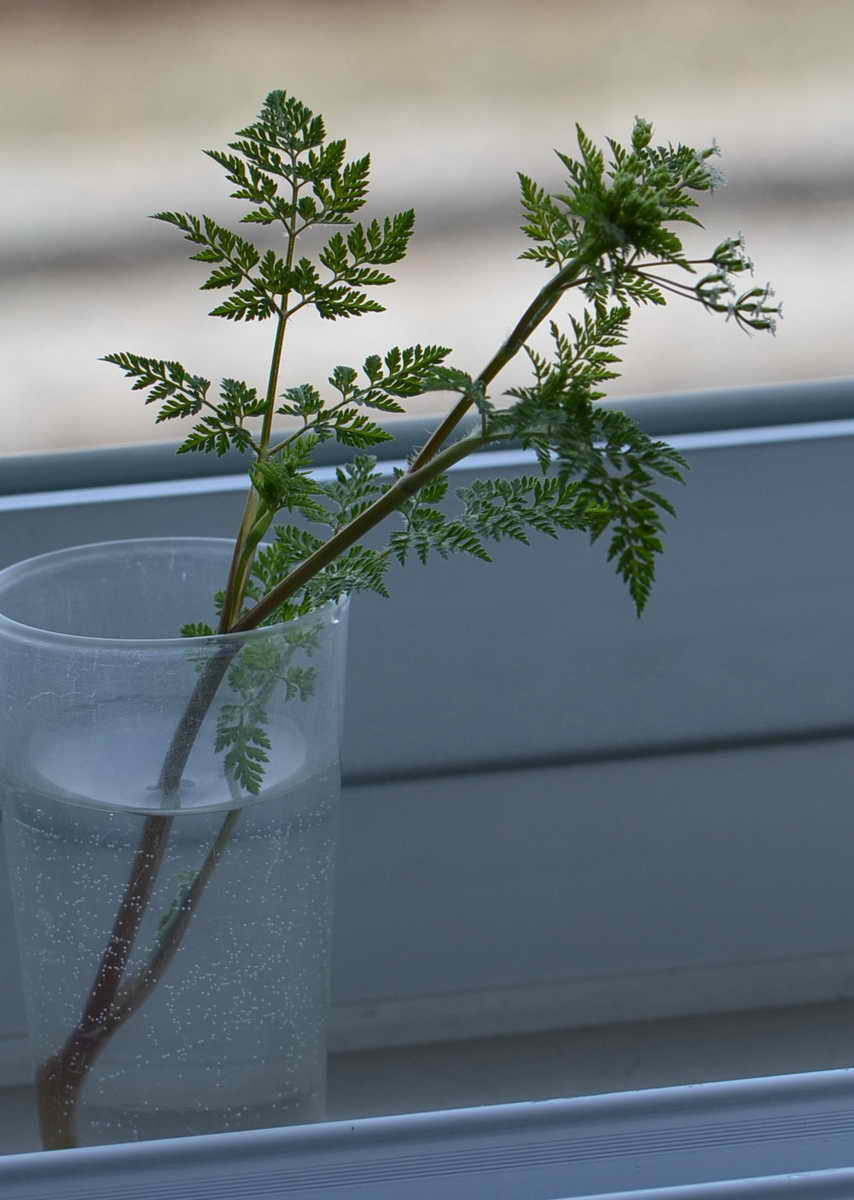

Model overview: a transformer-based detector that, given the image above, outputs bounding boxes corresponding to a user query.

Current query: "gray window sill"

[3,377,854,1193]
[6,1047,854,1196]
[6,995,854,1157]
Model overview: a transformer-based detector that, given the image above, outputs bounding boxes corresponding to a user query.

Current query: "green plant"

[105,93,778,637]
[37,89,779,1150]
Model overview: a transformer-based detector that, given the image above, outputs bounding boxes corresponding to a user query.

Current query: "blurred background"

[1,0,852,455]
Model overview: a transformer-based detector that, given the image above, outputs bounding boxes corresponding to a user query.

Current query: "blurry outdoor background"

[1,0,852,454]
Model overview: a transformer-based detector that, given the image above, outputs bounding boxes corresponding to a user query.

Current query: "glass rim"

[0,535,348,650]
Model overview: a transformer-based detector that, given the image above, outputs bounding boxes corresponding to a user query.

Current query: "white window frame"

[2,376,854,1189]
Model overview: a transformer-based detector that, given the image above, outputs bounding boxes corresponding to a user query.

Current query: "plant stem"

[35,637,258,1148]
[36,808,240,1149]
[223,246,604,634]
[410,246,602,471]
[218,495,264,634]
[227,252,603,630]
[110,811,241,1027]
[34,247,599,1149]
[219,174,300,632]
[159,642,240,797]
[36,813,174,1148]
[232,430,492,631]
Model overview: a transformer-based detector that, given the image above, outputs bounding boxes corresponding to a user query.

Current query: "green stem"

[218,496,262,633]
[231,431,491,632]
[35,245,605,1148]
[410,246,602,471]
[228,247,604,634]
[267,398,353,459]
[219,174,301,632]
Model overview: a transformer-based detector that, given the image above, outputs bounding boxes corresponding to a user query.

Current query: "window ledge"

[5,1042,854,1195]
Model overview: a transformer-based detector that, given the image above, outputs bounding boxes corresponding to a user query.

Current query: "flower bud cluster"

[696,271,781,335]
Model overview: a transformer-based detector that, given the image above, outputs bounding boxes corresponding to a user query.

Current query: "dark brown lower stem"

[34,644,241,1150]
[36,1029,112,1149]
[35,813,173,1148]
[35,809,241,1149]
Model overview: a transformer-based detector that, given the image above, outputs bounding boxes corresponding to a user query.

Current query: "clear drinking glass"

[0,538,348,1149]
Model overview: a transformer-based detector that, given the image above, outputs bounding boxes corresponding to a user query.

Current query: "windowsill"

[3,391,854,1193]
[4,996,854,1157]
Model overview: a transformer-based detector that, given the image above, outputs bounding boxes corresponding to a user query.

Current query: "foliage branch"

[105,92,779,652]
[36,90,780,1152]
